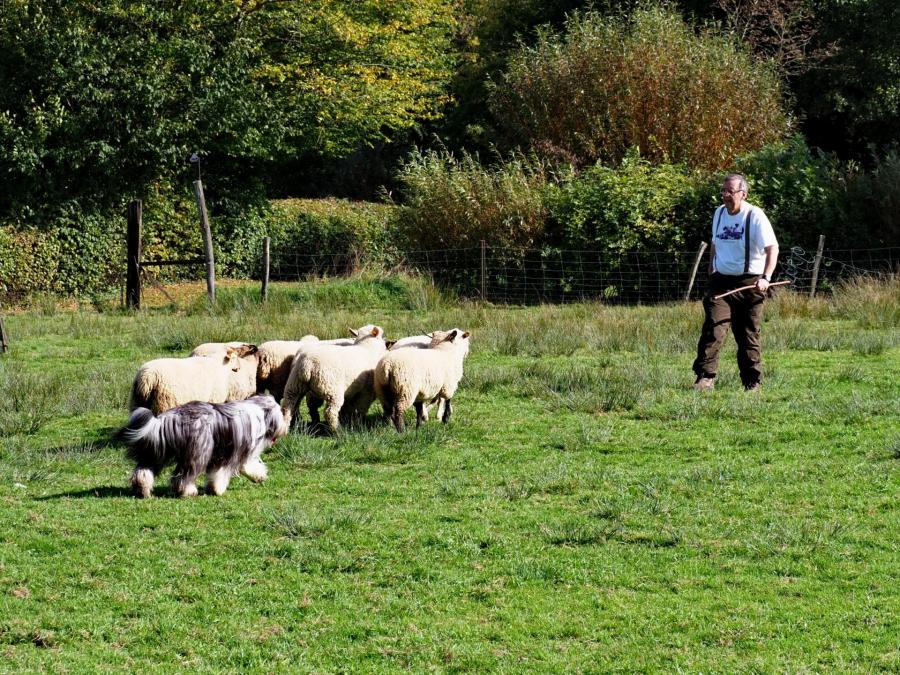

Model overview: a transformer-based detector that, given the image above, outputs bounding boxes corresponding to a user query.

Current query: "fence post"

[126,199,142,309]
[684,241,708,301]
[480,239,486,302]
[0,316,9,354]
[809,234,825,298]
[261,237,270,303]
[194,180,216,305]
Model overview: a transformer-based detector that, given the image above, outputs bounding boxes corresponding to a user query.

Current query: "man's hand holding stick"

[713,280,791,300]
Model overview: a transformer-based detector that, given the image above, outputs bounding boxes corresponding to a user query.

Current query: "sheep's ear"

[444,330,459,343]
[370,326,380,337]
[385,340,397,349]
[462,331,470,339]
[237,344,258,357]
[348,328,358,337]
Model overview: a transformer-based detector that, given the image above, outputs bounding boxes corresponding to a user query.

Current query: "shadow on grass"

[36,485,134,500]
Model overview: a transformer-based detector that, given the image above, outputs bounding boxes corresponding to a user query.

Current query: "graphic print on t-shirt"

[718,222,744,240]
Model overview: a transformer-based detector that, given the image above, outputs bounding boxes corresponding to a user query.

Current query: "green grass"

[0,277,898,671]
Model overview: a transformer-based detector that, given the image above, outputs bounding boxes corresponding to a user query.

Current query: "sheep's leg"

[352,392,376,428]
[377,386,395,425]
[323,394,344,433]
[441,398,453,424]
[307,395,322,425]
[281,377,308,429]
[435,397,446,421]
[130,466,157,498]
[205,466,233,496]
[391,395,413,433]
[414,401,426,429]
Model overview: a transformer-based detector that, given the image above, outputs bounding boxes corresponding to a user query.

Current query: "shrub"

[259,198,402,278]
[733,136,844,249]
[549,149,709,251]
[0,226,62,297]
[394,149,551,251]
[835,150,900,249]
[490,6,789,170]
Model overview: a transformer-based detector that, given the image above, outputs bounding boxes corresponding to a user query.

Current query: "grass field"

[1,275,898,672]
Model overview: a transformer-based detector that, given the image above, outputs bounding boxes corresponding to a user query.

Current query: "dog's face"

[254,395,288,442]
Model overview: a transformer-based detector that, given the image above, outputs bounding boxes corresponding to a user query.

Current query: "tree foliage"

[0,0,456,219]
[489,6,789,170]
[796,0,900,157]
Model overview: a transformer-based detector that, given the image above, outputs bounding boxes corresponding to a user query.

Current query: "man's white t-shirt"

[711,202,778,275]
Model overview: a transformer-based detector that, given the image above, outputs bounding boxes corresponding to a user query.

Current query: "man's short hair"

[724,173,748,193]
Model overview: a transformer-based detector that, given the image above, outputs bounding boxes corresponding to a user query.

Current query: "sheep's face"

[350,324,384,343]
[224,344,258,371]
[431,328,470,357]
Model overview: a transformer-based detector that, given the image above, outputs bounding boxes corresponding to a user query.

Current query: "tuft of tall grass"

[0,366,64,435]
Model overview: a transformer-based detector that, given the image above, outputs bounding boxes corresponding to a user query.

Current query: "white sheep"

[129,345,259,414]
[190,341,253,357]
[256,335,355,401]
[281,325,387,432]
[387,333,446,421]
[374,328,470,432]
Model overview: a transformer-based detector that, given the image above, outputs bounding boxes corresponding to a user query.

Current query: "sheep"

[387,333,446,421]
[281,324,387,432]
[190,341,253,358]
[256,335,355,401]
[374,328,470,432]
[129,345,259,415]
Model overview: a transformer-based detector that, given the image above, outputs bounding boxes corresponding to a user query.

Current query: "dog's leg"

[205,467,232,496]
[130,467,156,498]
[241,444,269,483]
[171,462,200,497]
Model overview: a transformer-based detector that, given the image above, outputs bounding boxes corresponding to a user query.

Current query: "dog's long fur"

[121,395,288,498]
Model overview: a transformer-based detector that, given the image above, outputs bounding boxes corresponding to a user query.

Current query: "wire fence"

[269,243,900,305]
[2,243,897,308]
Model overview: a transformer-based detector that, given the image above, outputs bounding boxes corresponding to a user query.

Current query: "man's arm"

[756,244,779,292]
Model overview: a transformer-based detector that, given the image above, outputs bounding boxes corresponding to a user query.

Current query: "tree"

[0,0,456,219]
[795,0,900,157]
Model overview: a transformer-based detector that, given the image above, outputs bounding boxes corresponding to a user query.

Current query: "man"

[693,174,779,391]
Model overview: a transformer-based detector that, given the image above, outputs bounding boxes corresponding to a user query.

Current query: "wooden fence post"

[809,234,825,298]
[194,180,216,305]
[261,237,270,303]
[480,239,486,302]
[126,199,142,309]
[685,241,708,301]
[0,316,9,354]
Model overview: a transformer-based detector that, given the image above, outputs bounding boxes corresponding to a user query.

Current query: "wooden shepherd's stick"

[713,280,791,300]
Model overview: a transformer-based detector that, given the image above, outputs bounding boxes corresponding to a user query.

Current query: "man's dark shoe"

[693,376,715,391]
[745,382,762,392]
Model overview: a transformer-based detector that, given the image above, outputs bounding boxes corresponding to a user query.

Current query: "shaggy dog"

[121,395,288,498]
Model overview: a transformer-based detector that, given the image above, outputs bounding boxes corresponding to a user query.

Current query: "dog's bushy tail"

[120,407,165,466]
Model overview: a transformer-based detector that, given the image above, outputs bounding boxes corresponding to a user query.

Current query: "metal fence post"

[809,235,825,298]
[261,237,270,303]
[684,241,708,301]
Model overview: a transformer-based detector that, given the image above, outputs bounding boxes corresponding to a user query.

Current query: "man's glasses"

[721,188,744,196]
